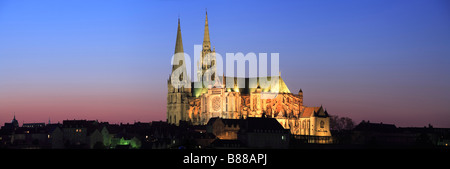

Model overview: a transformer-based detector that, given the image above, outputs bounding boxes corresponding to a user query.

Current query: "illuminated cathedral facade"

[167,12,331,137]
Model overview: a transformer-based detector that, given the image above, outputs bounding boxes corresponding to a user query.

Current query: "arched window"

[320,121,325,128]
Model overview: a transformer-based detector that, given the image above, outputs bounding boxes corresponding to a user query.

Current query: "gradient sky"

[0,0,449,127]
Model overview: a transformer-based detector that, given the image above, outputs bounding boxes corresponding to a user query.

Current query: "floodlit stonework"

[167,11,331,138]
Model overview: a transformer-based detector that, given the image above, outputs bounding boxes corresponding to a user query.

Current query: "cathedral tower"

[197,10,216,85]
[167,18,191,126]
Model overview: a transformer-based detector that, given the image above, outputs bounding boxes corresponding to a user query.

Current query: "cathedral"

[167,12,331,138]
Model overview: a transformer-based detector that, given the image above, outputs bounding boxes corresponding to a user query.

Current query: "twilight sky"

[0,0,449,127]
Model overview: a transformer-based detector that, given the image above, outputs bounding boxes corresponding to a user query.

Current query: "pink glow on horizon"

[0,87,167,125]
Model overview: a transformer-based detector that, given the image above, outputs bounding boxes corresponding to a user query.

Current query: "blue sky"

[0,0,449,127]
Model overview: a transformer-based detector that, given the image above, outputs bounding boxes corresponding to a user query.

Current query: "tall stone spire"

[172,18,185,73]
[175,18,184,54]
[198,10,216,86]
[167,18,191,127]
[203,10,211,51]
[171,18,190,84]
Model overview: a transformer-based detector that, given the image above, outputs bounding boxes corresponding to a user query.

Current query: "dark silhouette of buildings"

[332,120,450,148]
[1,115,449,149]
[206,117,290,149]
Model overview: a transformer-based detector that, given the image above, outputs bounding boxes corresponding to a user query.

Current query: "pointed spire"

[174,17,184,54]
[203,9,211,50]
[11,112,18,127]
[318,105,324,113]
[171,17,190,84]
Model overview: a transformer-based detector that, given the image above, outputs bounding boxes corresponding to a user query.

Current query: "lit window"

[48,135,51,139]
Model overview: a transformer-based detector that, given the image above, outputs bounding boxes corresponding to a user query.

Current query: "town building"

[206,117,290,149]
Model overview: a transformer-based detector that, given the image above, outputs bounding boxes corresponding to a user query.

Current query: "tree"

[330,115,355,131]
